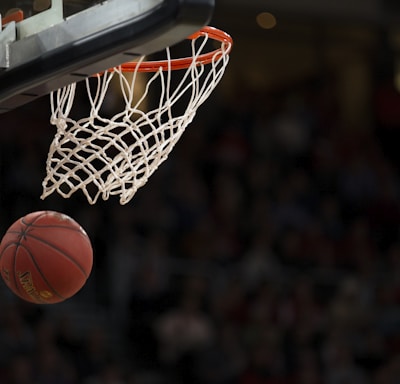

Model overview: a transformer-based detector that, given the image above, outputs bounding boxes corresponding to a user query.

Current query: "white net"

[41,28,231,204]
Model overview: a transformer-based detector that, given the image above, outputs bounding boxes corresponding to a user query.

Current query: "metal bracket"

[17,0,63,40]
[0,21,16,68]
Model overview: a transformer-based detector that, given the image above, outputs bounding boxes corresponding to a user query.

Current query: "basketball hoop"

[42,26,232,205]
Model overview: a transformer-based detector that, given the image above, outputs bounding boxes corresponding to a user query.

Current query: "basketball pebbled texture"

[0,211,93,304]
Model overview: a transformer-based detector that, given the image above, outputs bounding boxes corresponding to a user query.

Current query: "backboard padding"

[0,0,214,113]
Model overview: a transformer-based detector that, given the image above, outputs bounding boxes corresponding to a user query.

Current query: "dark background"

[0,1,400,383]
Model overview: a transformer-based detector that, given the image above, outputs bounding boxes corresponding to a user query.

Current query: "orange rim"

[119,26,232,73]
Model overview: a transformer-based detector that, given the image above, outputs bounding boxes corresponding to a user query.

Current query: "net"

[41,26,232,204]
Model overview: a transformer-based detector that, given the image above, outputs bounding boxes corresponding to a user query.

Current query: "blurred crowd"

[0,67,399,384]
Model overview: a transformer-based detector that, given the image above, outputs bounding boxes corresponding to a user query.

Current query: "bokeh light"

[256,12,277,29]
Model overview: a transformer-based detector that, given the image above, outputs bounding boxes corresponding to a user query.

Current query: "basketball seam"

[11,242,27,300]
[6,226,85,233]
[19,233,90,279]
[1,234,31,301]
[18,242,66,301]
[21,212,83,232]
[28,226,84,233]
[21,211,49,226]
[8,241,49,304]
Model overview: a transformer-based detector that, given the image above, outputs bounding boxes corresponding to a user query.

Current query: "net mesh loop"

[42,27,232,204]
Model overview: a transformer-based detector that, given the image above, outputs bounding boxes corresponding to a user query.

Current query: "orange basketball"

[0,211,93,304]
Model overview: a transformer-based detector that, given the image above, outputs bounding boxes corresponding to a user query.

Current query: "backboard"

[0,0,214,113]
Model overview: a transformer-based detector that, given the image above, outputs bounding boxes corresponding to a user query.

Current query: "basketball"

[0,211,93,304]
